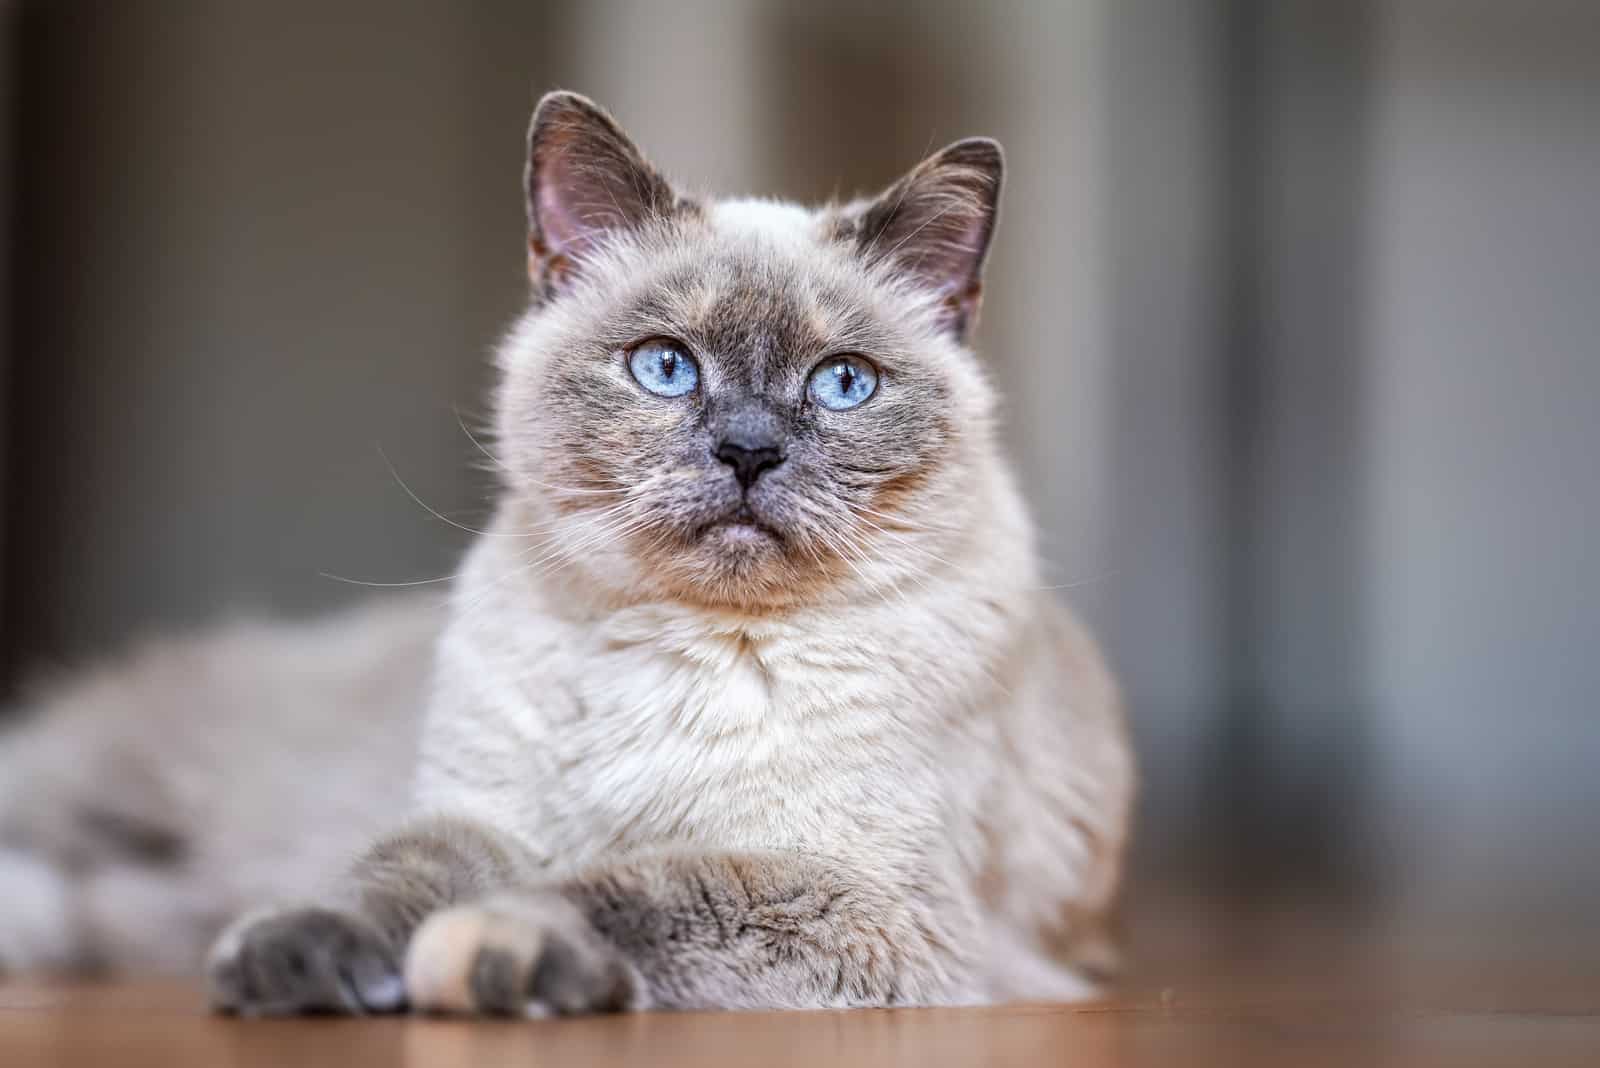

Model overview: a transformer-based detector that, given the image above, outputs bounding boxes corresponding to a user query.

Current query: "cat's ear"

[854,138,1004,339]
[524,91,681,297]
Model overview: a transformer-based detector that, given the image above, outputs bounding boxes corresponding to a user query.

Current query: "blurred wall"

[1100,0,1232,876]
[4,1,577,667]
[1365,0,1600,929]
[0,0,14,630]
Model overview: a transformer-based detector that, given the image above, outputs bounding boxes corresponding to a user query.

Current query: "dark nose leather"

[714,440,785,490]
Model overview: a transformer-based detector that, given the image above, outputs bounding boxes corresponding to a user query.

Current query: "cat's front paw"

[206,906,405,1015]
[404,893,638,1016]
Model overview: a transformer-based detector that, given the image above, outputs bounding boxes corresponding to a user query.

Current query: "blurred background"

[1,0,1596,965]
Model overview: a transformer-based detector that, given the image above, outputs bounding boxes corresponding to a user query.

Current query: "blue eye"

[807,355,878,411]
[628,338,699,397]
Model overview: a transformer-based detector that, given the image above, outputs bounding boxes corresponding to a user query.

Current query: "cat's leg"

[206,815,534,1015]
[405,849,977,1016]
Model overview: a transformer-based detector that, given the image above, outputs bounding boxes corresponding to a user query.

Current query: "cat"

[1,91,1134,1014]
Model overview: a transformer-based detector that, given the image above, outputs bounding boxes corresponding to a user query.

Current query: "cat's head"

[494,92,1006,611]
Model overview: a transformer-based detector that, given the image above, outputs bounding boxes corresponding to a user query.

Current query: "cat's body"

[0,598,437,974]
[1,93,1133,1014]
[416,445,1126,1006]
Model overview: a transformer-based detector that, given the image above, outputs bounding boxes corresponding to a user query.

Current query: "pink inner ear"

[872,182,996,337]
[885,194,990,313]
[924,215,990,296]
[536,171,609,259]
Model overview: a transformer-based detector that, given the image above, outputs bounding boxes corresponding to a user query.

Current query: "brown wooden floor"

[4,961,1599,1068]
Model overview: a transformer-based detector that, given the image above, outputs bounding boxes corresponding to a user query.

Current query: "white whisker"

[378,445,515,538]
[317,570,461,589]
[1035,569,1119,592]
[454,405,515,475]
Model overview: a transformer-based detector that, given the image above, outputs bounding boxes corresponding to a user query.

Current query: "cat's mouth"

[699,504,783,545]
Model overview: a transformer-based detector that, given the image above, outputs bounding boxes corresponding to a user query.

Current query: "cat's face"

[495,93,1004,611]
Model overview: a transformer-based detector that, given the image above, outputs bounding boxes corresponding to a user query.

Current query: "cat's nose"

[714,439,786,490]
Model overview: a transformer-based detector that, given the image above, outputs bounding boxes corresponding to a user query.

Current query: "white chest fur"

[416,580,1010,880]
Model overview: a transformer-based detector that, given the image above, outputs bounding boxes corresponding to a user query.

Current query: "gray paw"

[404,893,637,1016]
[206,906,405,1015]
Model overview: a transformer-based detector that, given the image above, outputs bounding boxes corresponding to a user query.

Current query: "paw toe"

[207,907,402,1015]
[528,929,632,1014]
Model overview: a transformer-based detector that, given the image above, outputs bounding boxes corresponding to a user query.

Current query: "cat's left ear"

[854,138,1004,340]
[524,91,682,298]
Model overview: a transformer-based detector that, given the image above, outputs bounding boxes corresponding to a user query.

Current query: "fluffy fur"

[0,92,1133,1014]
[0,597,437,974]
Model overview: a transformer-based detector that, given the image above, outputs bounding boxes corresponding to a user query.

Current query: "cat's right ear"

[525,91,681,298]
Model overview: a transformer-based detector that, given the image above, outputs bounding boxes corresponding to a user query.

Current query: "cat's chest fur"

[421,586,1006,876]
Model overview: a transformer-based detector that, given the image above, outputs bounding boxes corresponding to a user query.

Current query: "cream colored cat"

[2,92,1132,1014]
